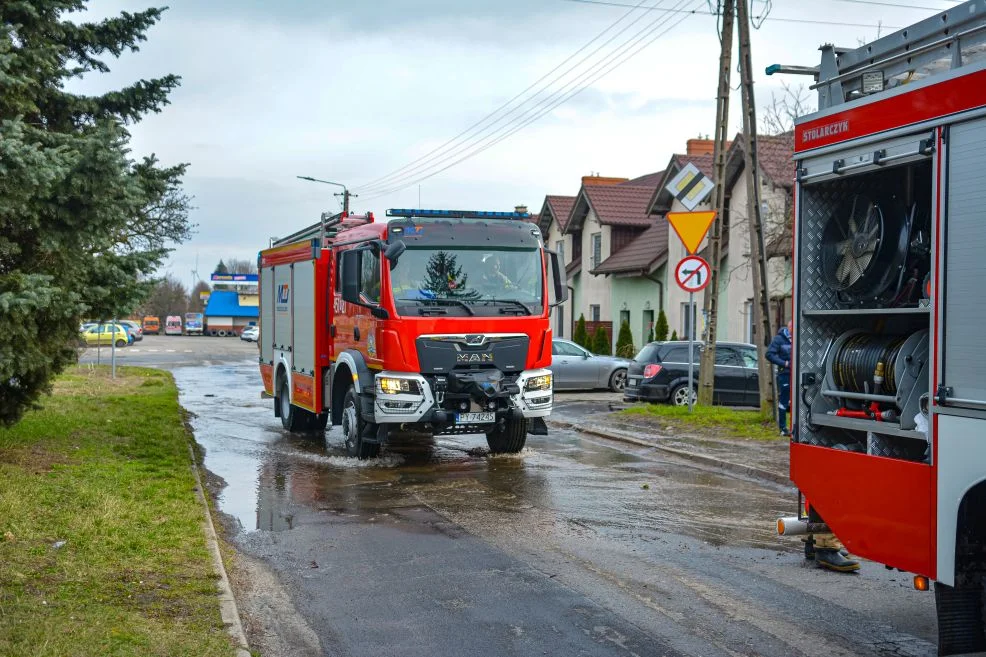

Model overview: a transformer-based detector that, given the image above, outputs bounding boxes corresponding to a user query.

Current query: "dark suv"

[623,341,761,407]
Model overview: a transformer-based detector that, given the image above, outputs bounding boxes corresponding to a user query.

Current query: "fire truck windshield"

[390,247,543,316]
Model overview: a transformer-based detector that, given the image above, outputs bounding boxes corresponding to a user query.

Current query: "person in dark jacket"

[766,321,792,435]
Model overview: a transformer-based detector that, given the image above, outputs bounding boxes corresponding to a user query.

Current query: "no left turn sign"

[674,255,711,293]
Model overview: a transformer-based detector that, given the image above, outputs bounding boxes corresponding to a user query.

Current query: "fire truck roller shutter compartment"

[273,263,294,405]
[259,264,275,394]
[291,260,317,411]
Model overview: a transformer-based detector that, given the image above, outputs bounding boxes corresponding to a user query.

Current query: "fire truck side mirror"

[384,240,406,268]
[548,250,568,307]
[340,249,363,305]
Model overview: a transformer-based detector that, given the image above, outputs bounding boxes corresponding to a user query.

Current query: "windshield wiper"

[485,299,533,315]
[411,298,475,316]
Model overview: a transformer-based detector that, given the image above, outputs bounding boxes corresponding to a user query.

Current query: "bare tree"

[760,81,813,135]
[225,258,257,274]
[188,280,212,313]
[139,275,189,319]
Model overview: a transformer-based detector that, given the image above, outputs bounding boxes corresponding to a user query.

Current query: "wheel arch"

[331,351,374,426]
[954,477,986,585]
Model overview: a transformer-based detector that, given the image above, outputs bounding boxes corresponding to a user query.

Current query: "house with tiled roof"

[564,173,663,349]
[644,134,795,345]
[537,195,577,338]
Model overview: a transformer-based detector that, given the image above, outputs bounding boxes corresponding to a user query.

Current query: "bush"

[670,329,679,341]
[592,326,611,355]
[573,314,589,349]
[615,320,635,358]
[655,309,669,341]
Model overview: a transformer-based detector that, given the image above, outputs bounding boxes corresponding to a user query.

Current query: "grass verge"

[621,403,780,441]
[0,365,235,657]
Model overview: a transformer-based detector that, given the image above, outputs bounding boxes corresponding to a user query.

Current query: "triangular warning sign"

[667,211,716,254]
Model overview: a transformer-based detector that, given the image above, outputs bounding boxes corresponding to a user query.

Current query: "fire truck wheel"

[486,419,528,454]
[279,379,309,433]
[342,386,380,459]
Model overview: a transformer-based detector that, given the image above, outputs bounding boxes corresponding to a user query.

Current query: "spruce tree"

[0,3,191,424]
[573,314,589,348]
[592,326,611,355]
[670,330,679,341]
[646,327,655,343]
[655,309,669,341]
[615,320,635,358]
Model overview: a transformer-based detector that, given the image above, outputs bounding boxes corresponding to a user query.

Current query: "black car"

[624,340,761,407]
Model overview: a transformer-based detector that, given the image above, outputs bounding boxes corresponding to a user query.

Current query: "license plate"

[455,412,495,424]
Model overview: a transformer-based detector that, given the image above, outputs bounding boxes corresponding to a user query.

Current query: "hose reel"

[822,329,929,430]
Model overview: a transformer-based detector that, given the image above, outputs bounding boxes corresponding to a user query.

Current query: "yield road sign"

[667,211,716,255]
[674,255,711,293]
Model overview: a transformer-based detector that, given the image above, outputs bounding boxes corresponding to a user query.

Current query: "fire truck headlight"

[377,377,421,395]
[525,374,552,392]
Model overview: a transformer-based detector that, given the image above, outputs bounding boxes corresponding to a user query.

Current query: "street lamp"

[296,176,355,213]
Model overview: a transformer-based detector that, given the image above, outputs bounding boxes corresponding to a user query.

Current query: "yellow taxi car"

[79,323,130,348]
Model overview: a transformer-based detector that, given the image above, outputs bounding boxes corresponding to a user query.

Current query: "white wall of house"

[577,209,612,324]
[545,217,572,338]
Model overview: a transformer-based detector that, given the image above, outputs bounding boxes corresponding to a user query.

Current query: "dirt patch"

[0,443,74,474]
[227,551,323,657]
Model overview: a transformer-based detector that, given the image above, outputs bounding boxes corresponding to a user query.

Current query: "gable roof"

[725,132,796,190]
[566,174,662,233]
[591,221,668,276]
[538,195,576,234]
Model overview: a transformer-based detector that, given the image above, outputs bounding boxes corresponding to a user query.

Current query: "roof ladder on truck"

[767,0,986,109]
[272,211,373,248]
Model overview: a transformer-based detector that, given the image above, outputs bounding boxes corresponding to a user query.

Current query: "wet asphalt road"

[122,341,937,656]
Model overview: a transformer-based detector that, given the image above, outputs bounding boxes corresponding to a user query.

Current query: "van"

[142,316,160,335]
[164,315,183,336]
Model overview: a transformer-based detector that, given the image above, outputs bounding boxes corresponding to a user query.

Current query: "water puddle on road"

[174,362,790,549]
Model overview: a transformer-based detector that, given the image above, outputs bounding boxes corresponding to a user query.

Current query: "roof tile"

[592,222,668,275]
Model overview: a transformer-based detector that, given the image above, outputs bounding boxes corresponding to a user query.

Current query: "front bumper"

[370,369,553,424]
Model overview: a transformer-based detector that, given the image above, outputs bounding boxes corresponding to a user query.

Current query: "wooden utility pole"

[697,0,735,406]
[336,190,357,214]
[736,0,775,414]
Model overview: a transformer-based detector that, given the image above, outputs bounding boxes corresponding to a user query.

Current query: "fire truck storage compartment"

[795,132,933,464]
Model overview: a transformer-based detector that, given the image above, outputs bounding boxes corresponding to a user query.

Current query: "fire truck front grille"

[416,335,529,375]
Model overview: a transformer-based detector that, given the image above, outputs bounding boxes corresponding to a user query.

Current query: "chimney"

[514,205,528,214]
[686,138,715,156]
[581,174,630,187]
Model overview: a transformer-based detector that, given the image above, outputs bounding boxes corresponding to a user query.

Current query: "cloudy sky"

[73,0,956,289]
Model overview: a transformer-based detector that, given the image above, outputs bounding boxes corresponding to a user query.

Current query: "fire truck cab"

[772,2,986,652]
[258,208,566,460]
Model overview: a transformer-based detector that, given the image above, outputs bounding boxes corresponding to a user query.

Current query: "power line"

[352,0,659,195]
[560,0,915,27]
[357,0,690,196]
[360,0,702,201]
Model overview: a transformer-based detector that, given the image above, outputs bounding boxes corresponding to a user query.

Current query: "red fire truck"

[258,208,566,459]
[770,2,986,652]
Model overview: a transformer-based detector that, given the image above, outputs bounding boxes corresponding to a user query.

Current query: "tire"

[115,339,127,348]
[609,368,628,392]
[342,386,380,459]
[279,378,310,432]
[670,383,696,407]
[486,419,528,454]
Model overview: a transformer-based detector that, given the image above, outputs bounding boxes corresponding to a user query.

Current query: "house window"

[680,301,697,340]
[619,309,630,329]
[555,306,565,337]
[590,304,600,322]
[642,309,654,342]
[591,233,602,268]
[555,240,565,266]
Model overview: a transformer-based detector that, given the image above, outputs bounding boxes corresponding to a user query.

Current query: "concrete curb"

[187,444,252,657]
[549,419,793,487]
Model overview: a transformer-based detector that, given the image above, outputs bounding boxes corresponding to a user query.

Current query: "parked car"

[119,320,143,341]
[164,315,182,335]
[79,323,130,348]
[142,316,160,335]
[624,340,761,407]
[240,325,259,342]
[550,339,630,392]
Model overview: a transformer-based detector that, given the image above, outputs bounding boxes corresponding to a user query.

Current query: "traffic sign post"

[674,255,711,413]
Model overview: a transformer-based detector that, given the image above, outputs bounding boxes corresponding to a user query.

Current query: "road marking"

[166,349,176,353]
[130,349,140,352]
[184,350,193,353]
[149,349,159,352]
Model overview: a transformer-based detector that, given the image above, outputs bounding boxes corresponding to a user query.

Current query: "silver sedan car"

[551,339,630,392]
